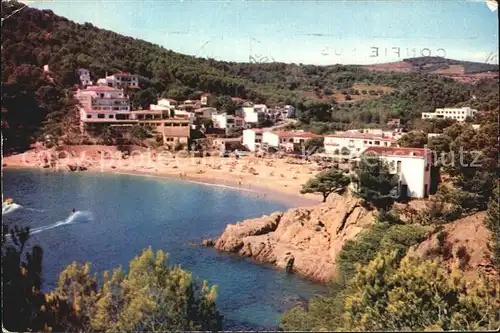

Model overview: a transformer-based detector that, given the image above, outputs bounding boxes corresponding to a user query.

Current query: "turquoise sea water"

[3,169,326,330]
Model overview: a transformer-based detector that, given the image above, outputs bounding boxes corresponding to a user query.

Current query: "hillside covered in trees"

[1,0,499,150]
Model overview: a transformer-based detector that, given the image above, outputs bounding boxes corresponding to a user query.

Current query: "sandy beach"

[2,145,323,206]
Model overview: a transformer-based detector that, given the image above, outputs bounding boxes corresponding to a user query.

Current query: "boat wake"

[30,211,93,235]
[5,211,93,238]
[24,207,46,212]
[2,203,23,215]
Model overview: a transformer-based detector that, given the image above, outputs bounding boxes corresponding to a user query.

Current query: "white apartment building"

[324,132,397,156]
[77,68,93,87]
[212,113,246,134]
[361,146,432,198]
[262,131,322,152]
[243,129,266,151]
[236,106,266,126]
[421,107,477,122]
[97,72,140,89]
[77,86,162,132]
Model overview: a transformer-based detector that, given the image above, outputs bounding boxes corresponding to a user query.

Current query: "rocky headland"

[214,194,374,282]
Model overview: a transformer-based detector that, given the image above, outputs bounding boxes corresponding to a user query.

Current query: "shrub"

[174,142,185,151]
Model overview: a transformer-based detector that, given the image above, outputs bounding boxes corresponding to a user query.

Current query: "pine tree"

[342,250,500,331]
[52,247,223,332]
[351,156,399,209]
[300,168,350,202]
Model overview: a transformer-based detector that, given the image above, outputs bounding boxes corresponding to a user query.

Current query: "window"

[396,161,402,173]
[87,115,92,119]
[374,141,380,145]
[108,114,114,119]
[97,114,105,119]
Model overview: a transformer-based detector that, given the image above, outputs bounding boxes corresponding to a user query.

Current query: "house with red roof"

[360,146,432,198]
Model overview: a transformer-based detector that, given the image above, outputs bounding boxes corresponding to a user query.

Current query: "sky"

[21,0,499,65]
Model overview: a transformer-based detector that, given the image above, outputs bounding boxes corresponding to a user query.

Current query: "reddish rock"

[214,194,374,282]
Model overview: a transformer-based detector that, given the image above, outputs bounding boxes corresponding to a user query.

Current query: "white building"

[243,129,266,151]
[77,86,162,131]
[200,93,212,106]
[421,107,477,122]
[194,107,216,118]
[174,110,195,122]
[151,98,178,110]
[253,104,268,114]
[361,146,432,198]
[212,113,246,132]
[236,106,266,127]
[427,133,442,139]
[324,132,397,156]
[349,128,402,138]
[97,72,140,89]
[262,131,322,152]
[77,68,93,87]
[283,105,296,118]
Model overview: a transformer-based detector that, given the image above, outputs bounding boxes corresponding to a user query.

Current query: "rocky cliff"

[214,194,374,282]
[407,211,498,280]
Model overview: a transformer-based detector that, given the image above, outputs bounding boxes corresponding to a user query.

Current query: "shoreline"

[2,148,322,207]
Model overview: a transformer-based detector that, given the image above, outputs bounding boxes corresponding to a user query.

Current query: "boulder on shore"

[214,194,374,282]
[201,239,214,247]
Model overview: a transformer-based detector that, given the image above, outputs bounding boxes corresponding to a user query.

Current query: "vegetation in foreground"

[280,209,500,331]
[2,225,222,332]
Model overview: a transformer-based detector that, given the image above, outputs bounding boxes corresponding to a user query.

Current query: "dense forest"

[1,0,499,150]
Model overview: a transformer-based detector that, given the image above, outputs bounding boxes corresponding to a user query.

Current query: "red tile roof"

[362,146,429,157]
[231,97,246,102]
[85,86,122,92]
[325,132,396,141]
[272,131,322,139]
